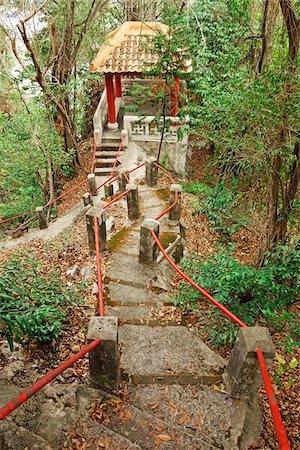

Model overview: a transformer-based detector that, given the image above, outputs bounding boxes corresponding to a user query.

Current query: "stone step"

[130,384,245,450]
[97,141,120,149]
[95,150,125,158]
[95,158,119,168]
[73,418,142,450]
[104,281,170,307]
[95,167,113,177]
[106,305,183,326]
[119,325,226,385]
[102,401,218,449]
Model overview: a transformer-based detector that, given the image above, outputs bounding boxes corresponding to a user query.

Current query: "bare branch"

[20,0,50,24]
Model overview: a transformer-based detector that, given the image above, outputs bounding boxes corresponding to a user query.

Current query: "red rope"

[129,162,145,173]
[110,136,124,177]
[0,210,36,225]
[0,339,101,420]
[154,162,175,183]
[94,215,105,316]
[150,229,247,327]
[103,189,130,209]
[256,348,290,449]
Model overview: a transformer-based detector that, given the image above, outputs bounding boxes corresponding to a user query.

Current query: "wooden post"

[115,74,122,98]
[105,73,118,130]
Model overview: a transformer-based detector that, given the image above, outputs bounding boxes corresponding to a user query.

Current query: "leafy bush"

[175,243,300,347]
[0,252,78,351]
[184,180,246,239]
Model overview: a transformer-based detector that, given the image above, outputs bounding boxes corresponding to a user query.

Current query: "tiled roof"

[90,21,192,75]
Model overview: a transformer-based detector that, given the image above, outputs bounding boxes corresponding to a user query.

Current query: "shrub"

[183,180,247,239]
[0,251,79,351]
[174,243,300,347]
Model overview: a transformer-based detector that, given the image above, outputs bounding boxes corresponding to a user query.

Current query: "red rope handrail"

[256,348,290,450]
[0,338,101,420]
[148,164,290,450]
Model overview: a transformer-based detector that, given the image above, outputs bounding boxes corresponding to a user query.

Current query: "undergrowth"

[0,250,83,351]
[175,243,300,347]
[183,179,247,239]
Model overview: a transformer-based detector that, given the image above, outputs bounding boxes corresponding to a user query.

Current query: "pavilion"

[90,21,191,131]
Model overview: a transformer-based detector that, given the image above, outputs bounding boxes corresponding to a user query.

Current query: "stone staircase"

[0,177,252,450]
[94,129,124,177]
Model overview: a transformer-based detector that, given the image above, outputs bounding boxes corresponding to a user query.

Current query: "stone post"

[87,316,119,389]
[83,193,92,207]
[88,173,97,196]
[139,219,160,265]
[86,207,106,253]
[145,157,158,187]
[223,327,275,448]
[126,184,139,220]
[36,206,48,230]
[104,184,114,198]
[118,170,129,193]
[223,327,275,400]
[121,129,129,148]
[169,184,182,221]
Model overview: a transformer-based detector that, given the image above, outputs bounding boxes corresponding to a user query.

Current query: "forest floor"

[0,142,299,449]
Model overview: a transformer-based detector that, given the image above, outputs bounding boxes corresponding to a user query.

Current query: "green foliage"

[184,180,246,238]
[174,243,300,347]
[0,102,69,221]
[0,251,80,350]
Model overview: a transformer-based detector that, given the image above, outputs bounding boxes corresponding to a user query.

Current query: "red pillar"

[105,73,118,129]
[115,74,122,98]
[170,76,180,116]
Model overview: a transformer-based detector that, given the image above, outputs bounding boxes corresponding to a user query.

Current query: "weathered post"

[82,193,93,207]
[169,184,182,221]
[139,219,159,265]
[223,327,275,448]
[87,316,119,389]
[118,170,129,193]
[104,184,114,198]
[121,129,129,148]
[36,206,48,230]
[86,207,106,253]
[88,173,97,196]
[145,157,158,187]
[126,184,139,220]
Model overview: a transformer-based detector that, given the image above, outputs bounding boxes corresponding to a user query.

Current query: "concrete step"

[94,167,113,177]
[99,141,121,148]
[95,150,125,158]
[131,384,245,450]
[119,325,226,385]
[72,417,142,449]
[95,158,119,168]
[104,281,170,307]
[106,305,183,326]
[102,401,218,449]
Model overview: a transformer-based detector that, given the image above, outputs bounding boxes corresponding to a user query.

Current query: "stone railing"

[93,88,108,146]
[123,115,188,144]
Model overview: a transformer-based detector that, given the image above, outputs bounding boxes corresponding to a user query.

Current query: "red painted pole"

[115,74,122,98]
[0,339,101,420]
[105,73,117,125]
[256,348,290,449]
